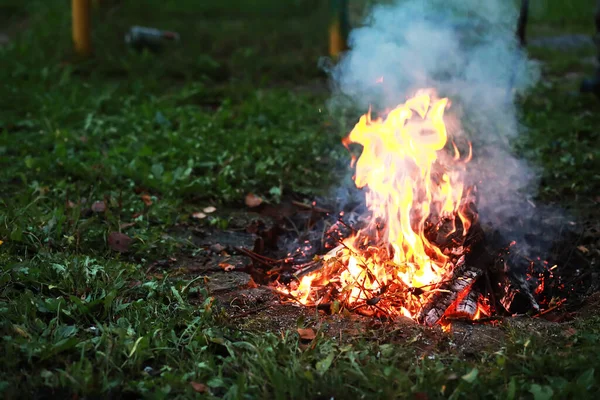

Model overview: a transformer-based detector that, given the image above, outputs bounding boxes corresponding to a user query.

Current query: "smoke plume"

[327,0,548,251]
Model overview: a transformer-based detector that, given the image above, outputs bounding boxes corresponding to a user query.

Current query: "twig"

[445,315,503,324]
[532,299,566,318]
[320,220,332,248]
[336,218,357,235]
[265,285,306,306]
[294,260,323,278]
[484,270,497,314]
[235,247,280,269]
[292,200,331,214]
[284,216,302,238]
[230,304,271,319]
[235,247,278,263]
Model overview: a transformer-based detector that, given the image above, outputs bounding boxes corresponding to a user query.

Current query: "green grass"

[528,0,598,28]
[1,0,600,398]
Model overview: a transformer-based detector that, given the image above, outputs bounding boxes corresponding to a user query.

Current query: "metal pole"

[72,0,92,57]
[329,0,349,58]
[516,0,529,47]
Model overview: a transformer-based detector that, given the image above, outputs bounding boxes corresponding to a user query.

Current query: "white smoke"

[328,0,545,245]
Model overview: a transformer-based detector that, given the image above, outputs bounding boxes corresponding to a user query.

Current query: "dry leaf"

[219,262,235,271]
[91,201,106,213]
[12,325,30,338]
[297,328,316,341]
[577,245,589,254]
[192,212,206,219]
[247,277,258,288]
[108,232,132,253]
[211,243,226,253]
[141,194,153,206]
[119,222,136,230]
[203,206,216,213]
[245,193,263,208]
[190,382,207,393]
[563,327,577,338]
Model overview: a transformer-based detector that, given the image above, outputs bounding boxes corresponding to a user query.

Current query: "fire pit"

[263,89,543,329]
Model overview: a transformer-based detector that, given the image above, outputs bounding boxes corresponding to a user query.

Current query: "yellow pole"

[329,0,349,59]
[329,21,346,58]
[72,0,92,57]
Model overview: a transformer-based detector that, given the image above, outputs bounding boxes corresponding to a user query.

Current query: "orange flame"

[277,89,476,323]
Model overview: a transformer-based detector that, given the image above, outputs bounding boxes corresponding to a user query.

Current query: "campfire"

[271,89,541,328]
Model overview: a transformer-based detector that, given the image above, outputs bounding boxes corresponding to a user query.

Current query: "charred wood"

[416,256,483,326]
[452,288,480,319]
[499,269,539,314]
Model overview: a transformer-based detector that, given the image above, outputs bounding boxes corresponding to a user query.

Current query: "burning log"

[416,256,483,326]
[453,289,480,319]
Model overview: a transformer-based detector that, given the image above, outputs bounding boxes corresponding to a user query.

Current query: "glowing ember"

[276,89,484,325]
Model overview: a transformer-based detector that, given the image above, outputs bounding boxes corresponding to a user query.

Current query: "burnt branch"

[416,256,483,326]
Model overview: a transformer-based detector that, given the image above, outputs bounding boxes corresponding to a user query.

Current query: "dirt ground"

[162,197,600,357]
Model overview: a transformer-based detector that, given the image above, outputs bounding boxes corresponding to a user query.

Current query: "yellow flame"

[276,89,475,321]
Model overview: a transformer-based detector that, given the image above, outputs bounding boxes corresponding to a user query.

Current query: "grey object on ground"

[125,26,180,52]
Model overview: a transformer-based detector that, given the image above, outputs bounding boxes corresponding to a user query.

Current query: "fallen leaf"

[141,194,153,206]
[91,201,106,213]
[12,325,30,338]
[297,328,316,341]
[192,212,206,219]
[119,222,136,230]
[211,243,226,253]
[108,232,132,253]
[219,262,235,271]
[577,245,589,254]
[245,193,263,208]
[563,327,577,337]
[190,382,207,393]
[203,206,216,213]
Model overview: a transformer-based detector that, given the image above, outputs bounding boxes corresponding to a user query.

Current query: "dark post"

[581,0,600,95]
[516,0,529,47]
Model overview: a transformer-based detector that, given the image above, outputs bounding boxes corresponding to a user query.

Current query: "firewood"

[451,288,479,319]
[499,270,540,314]
[416,256,483,326]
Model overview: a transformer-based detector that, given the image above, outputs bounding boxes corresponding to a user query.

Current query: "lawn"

[1,0,599,398]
